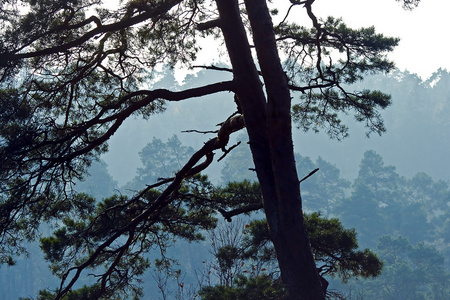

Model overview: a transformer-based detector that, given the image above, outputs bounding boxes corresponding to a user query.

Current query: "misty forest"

[0,0,449,299]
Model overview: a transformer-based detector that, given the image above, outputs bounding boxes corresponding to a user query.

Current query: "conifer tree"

[0,0,418,298]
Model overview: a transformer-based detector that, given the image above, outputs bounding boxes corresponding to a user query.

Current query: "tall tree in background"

[0,0,417,299]
[125,135,195,192]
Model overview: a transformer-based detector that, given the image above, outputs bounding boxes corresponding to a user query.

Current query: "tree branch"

[299,168,319,184]
[3,0,184,63]
[196,18,221,30]
[35,80,236,164]
[218,203,263,222]
[54,105,245,298]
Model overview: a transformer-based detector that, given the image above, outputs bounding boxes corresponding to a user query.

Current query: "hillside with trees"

[2,133,449,299]
[2,0,448,299]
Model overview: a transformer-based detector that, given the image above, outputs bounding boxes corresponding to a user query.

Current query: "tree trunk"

[215,0,325,299]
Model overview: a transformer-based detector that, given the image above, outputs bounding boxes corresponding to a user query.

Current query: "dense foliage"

[2,132,449,299]
[199,213,382,299]
[0,0,427,299]
[205,148,450,299]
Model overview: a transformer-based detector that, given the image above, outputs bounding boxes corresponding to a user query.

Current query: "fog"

[96,66,450,299]
[3,1,450,298]
[103,67,450,185]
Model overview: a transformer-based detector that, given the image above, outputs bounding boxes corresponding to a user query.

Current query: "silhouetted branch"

[299,168,319,184]
[218,203,263,222]
[196,18,221,30]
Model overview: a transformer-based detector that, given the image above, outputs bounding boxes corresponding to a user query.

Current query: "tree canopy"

[0,0,418,299]
[198,212,383,300]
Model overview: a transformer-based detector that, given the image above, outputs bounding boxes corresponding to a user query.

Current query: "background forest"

[1,67,449,299]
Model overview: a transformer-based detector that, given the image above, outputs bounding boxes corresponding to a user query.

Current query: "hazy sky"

[307,0,450,79]
[192,0,449,79]
[99,0,449,79]
[104,0,450,183]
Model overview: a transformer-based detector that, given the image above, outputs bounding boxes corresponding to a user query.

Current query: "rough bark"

[216,0,325,299]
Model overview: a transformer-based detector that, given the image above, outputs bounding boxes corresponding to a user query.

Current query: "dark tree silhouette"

[0,0,418,299]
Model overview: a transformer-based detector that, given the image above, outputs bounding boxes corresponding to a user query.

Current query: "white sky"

[192,0,449,80]
[98,0,449,79]
[101,0,450,184]
[308,0,450,79]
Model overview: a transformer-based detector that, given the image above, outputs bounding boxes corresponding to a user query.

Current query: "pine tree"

[0,0,418,298]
